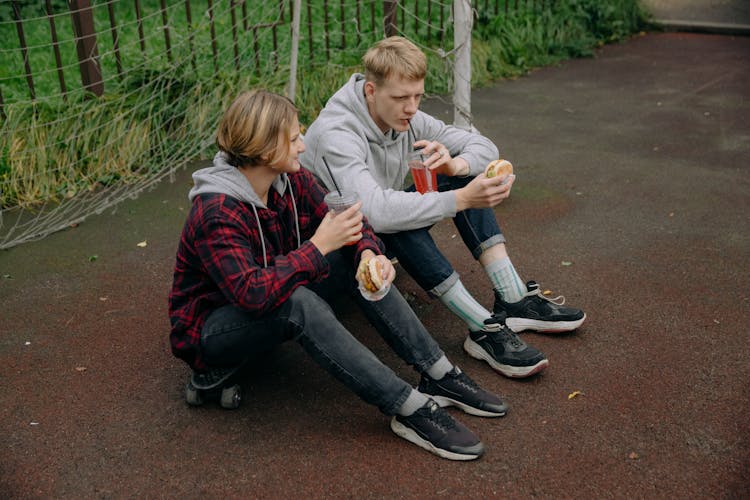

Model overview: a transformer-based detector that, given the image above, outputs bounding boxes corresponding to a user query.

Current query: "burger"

[484,159,513,180]
[357,258,384,293]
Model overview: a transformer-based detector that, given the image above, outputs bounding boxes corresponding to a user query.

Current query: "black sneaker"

[419,367,508,417]
[463,315,549,378]
[494,281,586,333]
[390,399,485,461]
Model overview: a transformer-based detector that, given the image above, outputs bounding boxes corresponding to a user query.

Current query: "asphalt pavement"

[1,27,749,499]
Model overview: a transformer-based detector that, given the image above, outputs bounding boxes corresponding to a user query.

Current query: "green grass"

[0,0,648,209]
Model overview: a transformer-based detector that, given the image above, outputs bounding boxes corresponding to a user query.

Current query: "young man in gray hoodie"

[300,37,586,379]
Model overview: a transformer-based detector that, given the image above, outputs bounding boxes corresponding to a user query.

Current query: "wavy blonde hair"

[216,90,298,168]
[363,36,427,85]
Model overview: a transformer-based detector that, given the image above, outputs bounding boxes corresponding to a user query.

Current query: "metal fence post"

[69,0,103,97]
[453,0,472,129]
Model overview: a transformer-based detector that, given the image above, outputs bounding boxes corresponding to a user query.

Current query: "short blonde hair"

[363,36,427,85]
[216,90,298,168]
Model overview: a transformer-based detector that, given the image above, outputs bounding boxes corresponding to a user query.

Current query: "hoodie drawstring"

[286,176,302,250]
[250,204,269,268]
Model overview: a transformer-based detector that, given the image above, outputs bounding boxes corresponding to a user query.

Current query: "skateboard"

[185,362,245,409]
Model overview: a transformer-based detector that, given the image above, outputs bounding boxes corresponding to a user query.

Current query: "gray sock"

[396,388,429,416]
[425,355,453,380]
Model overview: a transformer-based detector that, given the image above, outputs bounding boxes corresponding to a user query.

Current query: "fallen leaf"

[543,290,552,295]
[628,452,640,460]
[713,319,720,324]
[568,390,584,399]
[75,366,87,372]
[88,255,98,262]
[561,261,573,266]
[99,297,108,302]
[2,274,12,279]
[137,240,148,248]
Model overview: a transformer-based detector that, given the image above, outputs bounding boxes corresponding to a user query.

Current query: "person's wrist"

[454,158,470,177]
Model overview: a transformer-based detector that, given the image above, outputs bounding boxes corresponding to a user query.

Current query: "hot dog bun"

[358,258,384,293]
[485,159,513,179]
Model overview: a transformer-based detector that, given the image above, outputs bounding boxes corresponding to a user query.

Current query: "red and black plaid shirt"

[168,168,382,370]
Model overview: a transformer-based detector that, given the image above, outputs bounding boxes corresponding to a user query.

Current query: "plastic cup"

[324,190,360,245]
[408,150,437,194]
[324,190,359,215]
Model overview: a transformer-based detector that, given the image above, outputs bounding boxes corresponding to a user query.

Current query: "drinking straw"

[408,120,424,151]
[321,156,342,195]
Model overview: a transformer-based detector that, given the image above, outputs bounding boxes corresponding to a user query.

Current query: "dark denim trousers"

[377,174,506,297]
[199,250,444,416]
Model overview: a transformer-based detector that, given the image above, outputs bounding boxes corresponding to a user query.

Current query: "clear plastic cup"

[324,190,359,215]
[408,150,437,194]
[324,190,361,245]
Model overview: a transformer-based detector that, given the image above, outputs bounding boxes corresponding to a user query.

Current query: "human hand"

[310,201,364,254]
[454,172,516,211]
[413,140,467,177]
[357,251,396,288]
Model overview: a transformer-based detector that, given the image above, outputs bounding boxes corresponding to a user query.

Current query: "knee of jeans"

[287,287,336,325]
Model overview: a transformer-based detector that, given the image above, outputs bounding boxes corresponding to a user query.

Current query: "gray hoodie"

[300,73,499,233]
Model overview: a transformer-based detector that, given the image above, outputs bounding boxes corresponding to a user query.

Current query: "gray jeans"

[200,250,444,415]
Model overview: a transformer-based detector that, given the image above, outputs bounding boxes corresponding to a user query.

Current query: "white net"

[0,0,485,249]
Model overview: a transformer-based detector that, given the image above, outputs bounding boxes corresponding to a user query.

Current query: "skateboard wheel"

[220,384,241,409]
[185,381,204,406]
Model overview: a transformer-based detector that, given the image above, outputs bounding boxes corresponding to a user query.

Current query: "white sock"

[396,388,429,416]
[439,280,492,332]
[485,256,526,303]
[425,355,453,380]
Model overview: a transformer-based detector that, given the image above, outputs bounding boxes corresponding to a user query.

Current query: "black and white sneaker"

[419,367,508,417]
[494,281,586,333]
[463,315,549,378]
[390,399,485,461]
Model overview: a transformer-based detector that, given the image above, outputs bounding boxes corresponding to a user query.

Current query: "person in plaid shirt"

[168,90,509,461]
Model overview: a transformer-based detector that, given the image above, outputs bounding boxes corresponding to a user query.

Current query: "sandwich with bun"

[357,258,385,293]
[484,159,513,181]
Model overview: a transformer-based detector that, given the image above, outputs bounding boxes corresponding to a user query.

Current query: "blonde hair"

[216,90,298,168]
[363,36,427,85]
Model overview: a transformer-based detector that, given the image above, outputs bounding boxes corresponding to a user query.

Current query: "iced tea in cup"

[324,190,361,245]
[408,150,437,194]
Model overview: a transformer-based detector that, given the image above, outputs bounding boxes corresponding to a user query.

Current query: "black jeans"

[199,250,444,415]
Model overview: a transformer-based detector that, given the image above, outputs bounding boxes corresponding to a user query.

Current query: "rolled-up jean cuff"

[383,384,416,416]
[427,270,460,298]
[471,234,506,260]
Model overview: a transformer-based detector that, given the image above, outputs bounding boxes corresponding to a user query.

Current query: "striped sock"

[485,256,525,303]
[439,280,492,332]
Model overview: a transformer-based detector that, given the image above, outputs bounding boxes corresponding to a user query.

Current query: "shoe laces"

[425,401,456,431]
[483,319,525,349]
[527,282,566,306]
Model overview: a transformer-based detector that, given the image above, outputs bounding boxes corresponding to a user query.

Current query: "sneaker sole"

[505,314,586,334]
[390,417,484,461]
[463,338,549,378]
[430,395,507,418]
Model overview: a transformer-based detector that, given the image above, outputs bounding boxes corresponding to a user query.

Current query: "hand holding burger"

[356,252,394,299]
[484,159,513,184]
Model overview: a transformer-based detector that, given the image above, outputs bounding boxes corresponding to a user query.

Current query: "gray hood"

[189,152,289,207]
